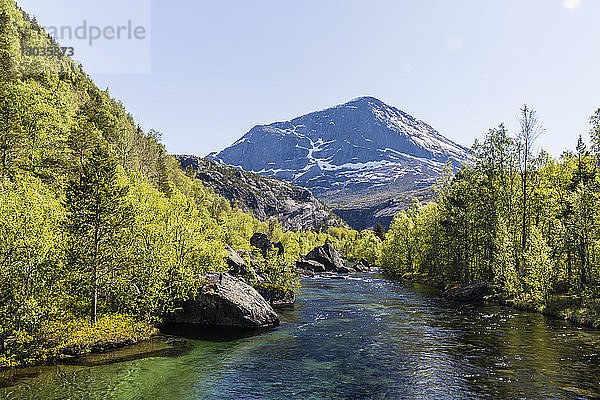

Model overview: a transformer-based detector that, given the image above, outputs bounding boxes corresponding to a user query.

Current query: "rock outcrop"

[441,283,490,302]
[164,273,280,329]
[298,243,354,273]
[305,243,346,272]
[175,156,347,231]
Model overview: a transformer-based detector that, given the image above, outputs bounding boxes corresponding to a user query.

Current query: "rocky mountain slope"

[208,97,470,229]
[176,156,346,231]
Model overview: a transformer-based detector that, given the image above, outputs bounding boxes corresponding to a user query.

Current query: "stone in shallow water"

[441,283,490,302]
[296,259,327,273]
[304,243,346,272]
[164,273,280,329]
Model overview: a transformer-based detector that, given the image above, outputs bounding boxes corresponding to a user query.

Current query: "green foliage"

[64,145,134,323]
[523,227,553,305]
[249,249,300,293]
[381,113,600,309]
[0,174,63,340]
[0,1,308,368]
[0,315,155,368]
[325,227,383,266]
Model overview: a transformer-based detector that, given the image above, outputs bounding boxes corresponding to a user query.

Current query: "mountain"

[176,156,347,231]
[209,97,470,229]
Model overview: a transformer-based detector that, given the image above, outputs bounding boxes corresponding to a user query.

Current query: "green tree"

[0,6,16,81]
[64,145,134,324]
[517,105,542,256]
[374,222,386,241]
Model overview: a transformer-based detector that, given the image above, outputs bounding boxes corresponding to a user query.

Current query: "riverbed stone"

[356,259,371,272]
[304,243,346,272]
[441,283,490,302]
[296,259,327,273]
[336,265,356,274]
[164,273,280,329]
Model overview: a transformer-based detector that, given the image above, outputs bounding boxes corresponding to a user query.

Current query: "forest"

[381,106,600,321]
[0,0,382,368]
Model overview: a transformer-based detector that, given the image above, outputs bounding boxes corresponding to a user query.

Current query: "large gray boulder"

[296,259,327,273]
[225,246,248,276]
[304,243,346,272]
[441,283,490,302]
[164,273,280,329]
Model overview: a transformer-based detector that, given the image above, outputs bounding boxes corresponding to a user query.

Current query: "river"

[1,274,600,399]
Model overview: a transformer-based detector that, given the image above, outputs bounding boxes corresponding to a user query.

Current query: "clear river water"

[1,273,600,400]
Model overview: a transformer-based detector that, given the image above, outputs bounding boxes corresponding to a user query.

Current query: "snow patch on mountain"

[208,96,470,228]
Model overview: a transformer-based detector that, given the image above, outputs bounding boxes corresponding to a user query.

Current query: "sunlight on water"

[2,274,600,400]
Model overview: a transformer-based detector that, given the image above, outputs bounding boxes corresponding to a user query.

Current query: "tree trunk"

[579,238,587,286]
[91,266,98,324]
[567,249,572,287]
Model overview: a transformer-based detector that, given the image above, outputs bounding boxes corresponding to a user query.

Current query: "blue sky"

[19,0,600,156]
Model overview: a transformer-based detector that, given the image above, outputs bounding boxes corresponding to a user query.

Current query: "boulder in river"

[296,259,327,273]
[356,259,371,272]
[346,259,371,273]
[336,265,357,274]
[164,273,280,329]
[304,243,346,272]
[441,283,490,302]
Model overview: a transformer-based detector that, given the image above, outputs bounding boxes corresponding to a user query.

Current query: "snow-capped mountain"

[209,96,470,229]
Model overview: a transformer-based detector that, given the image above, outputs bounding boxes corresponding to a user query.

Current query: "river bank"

[0,271,284,371]
[3,270,599,373]
[3,273,600,400]
[0,315,157,370]
[395,272,600,330]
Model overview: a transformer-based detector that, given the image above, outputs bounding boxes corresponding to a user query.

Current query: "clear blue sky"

[19,0,600,156]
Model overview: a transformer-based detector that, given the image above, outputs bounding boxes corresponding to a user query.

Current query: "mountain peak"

[348,95,385,104]
[209,97,469,228]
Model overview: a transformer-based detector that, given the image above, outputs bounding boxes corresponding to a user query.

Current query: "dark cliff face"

[176,156,347,231]
[208,96,470,230]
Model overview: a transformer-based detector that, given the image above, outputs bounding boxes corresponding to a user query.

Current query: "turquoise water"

[2,274,600,399]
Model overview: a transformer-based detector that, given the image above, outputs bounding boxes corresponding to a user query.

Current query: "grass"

[0,314,157,369]
[500,295,600,329]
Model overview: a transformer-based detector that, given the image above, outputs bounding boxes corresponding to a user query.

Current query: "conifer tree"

[64,145,134,324]
[374,222,386,241]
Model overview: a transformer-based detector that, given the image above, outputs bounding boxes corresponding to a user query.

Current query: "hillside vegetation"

[0,0,385,368]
